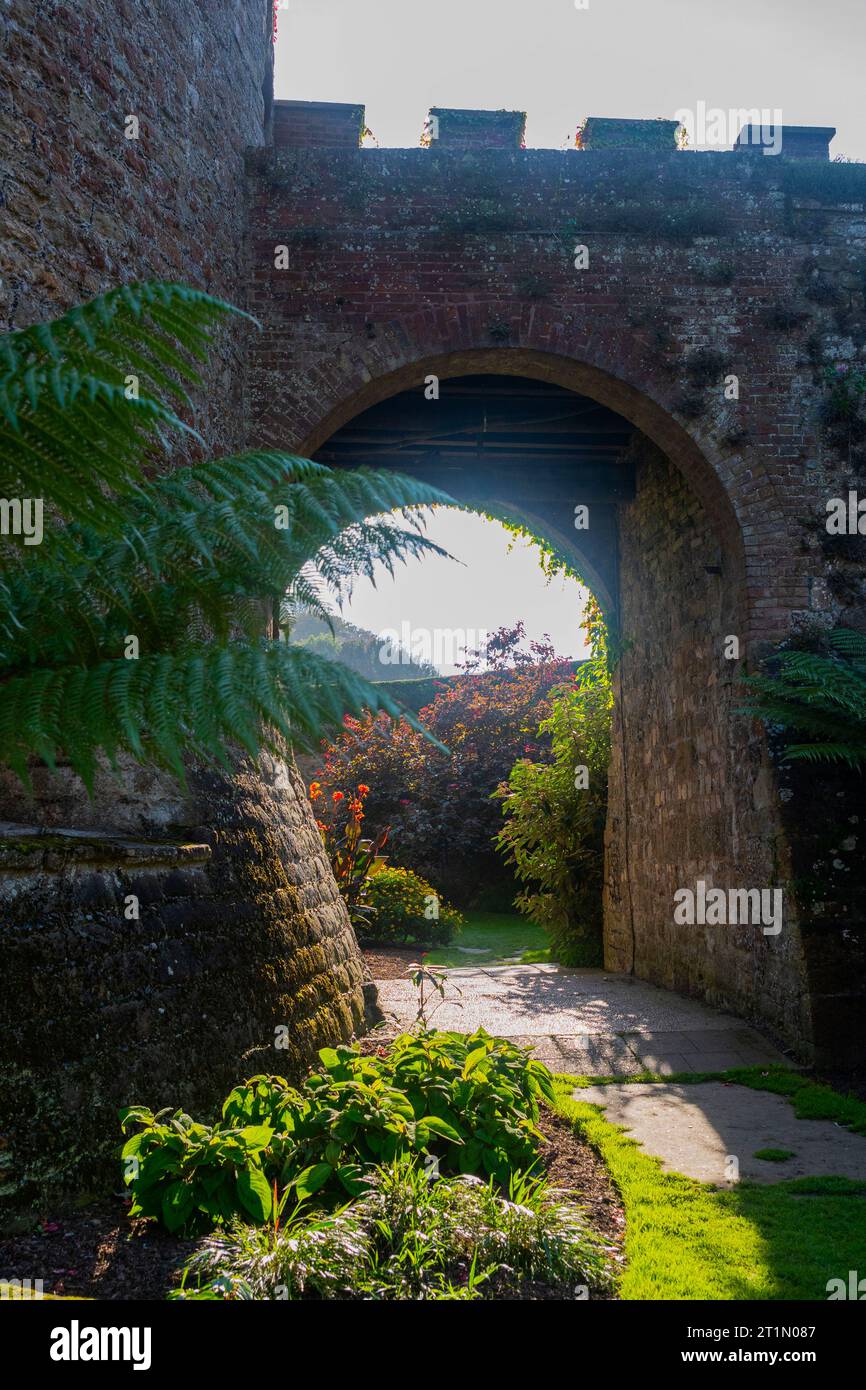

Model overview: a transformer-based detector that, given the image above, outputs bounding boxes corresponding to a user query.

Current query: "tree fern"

[0,282,454,789]
[0,454,451,671]
[0,283,250,530]
[739,629,866,770]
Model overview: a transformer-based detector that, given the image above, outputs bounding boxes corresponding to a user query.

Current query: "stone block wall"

[0,754,376,1208]
[0,0,275,451]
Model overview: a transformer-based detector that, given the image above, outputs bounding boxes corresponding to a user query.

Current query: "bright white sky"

[335,508,590,673]
[275,0,866,159]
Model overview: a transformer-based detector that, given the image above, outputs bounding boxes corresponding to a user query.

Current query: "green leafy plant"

[120,1030,555,1231]
[223,1058,436,1205]
[408,961,452,1028]
[0,281,235,530]
[739,628,866,770]
[119,1106,276,1235]
[383,1030,555,1183]
[496,599,612,964]
[0,281,452,789]
[360,865,463,946]
[172,1154,612,1301]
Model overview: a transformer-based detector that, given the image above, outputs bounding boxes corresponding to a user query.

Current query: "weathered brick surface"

[604,441,812,1047]
[0,0,276,451]
[245,133,866,1061]
[0,4,376,1206]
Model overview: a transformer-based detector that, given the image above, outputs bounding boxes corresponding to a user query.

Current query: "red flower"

[308,781,322,801]
[332,790,345,802]
[357,783,370,797]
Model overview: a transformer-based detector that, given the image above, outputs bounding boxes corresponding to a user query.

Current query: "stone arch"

[261,334,770,644]
[263,339,817,1059]
[288,344,746,627]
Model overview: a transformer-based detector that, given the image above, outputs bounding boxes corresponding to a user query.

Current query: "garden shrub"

[496,600,612,966]
[172,1156,613,1301]
[312,623,576,903]
[361,865,463,945]
[120,1030,555,1234]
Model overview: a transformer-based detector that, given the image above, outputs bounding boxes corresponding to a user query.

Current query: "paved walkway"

[374,963,866,1184]
[576,1081,866,1186]
[374,963,790,1074]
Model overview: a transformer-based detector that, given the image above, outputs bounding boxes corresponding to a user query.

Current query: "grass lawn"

[551,1071,866,1300]
[424,911,549,968]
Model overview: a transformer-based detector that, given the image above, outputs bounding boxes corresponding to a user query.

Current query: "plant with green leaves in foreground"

[383,1030,554,1180]
[224,1030,552,1198]
[119,1106,277,1234]
[171,1155,613,1301]
[738,628,866,770]
[120,1031,555,1232]
[0,281,453,789]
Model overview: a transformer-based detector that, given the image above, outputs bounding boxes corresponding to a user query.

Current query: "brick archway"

[252,340,815,1055]
[294,345,750,623]
[245,114,866,1064]
[258,340,763,633]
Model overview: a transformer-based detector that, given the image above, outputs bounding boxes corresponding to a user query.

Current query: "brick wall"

[605,441,812,1047]
[0,0,274,450]
[0,5,378,1206]
[273,99,365,149]
[245,126,866,1060]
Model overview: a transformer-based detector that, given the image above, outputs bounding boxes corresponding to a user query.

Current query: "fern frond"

[0,283,253,531]
[0,284,456,789]
[739,628,866,772]
[784,740,866,770]
[0,641,446,792]
[0,456,451,672]
[0,281,252,387]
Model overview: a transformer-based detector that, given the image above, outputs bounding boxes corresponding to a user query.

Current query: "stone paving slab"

[575,1082,866,1186]
[511,1034,646,1075]
[374,965,792,1076]
[376,965,778,1035]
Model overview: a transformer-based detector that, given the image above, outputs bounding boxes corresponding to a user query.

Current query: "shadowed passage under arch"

[312,374,636,616]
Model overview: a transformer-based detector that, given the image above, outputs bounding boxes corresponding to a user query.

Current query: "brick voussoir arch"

[257,319,767,635]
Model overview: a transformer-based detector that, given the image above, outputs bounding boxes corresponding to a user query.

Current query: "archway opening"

[290,357,812,1058]
[290,356,817,1064]
[312,374,636,619]
[296,373,644,976]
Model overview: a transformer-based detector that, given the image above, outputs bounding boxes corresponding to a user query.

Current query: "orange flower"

[348,798,364,820]
[357,783,370,798]
[308,781,322,800]
[332,790,345,802]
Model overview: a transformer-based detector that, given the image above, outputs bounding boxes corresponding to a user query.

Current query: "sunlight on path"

[373,963,790,1076]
